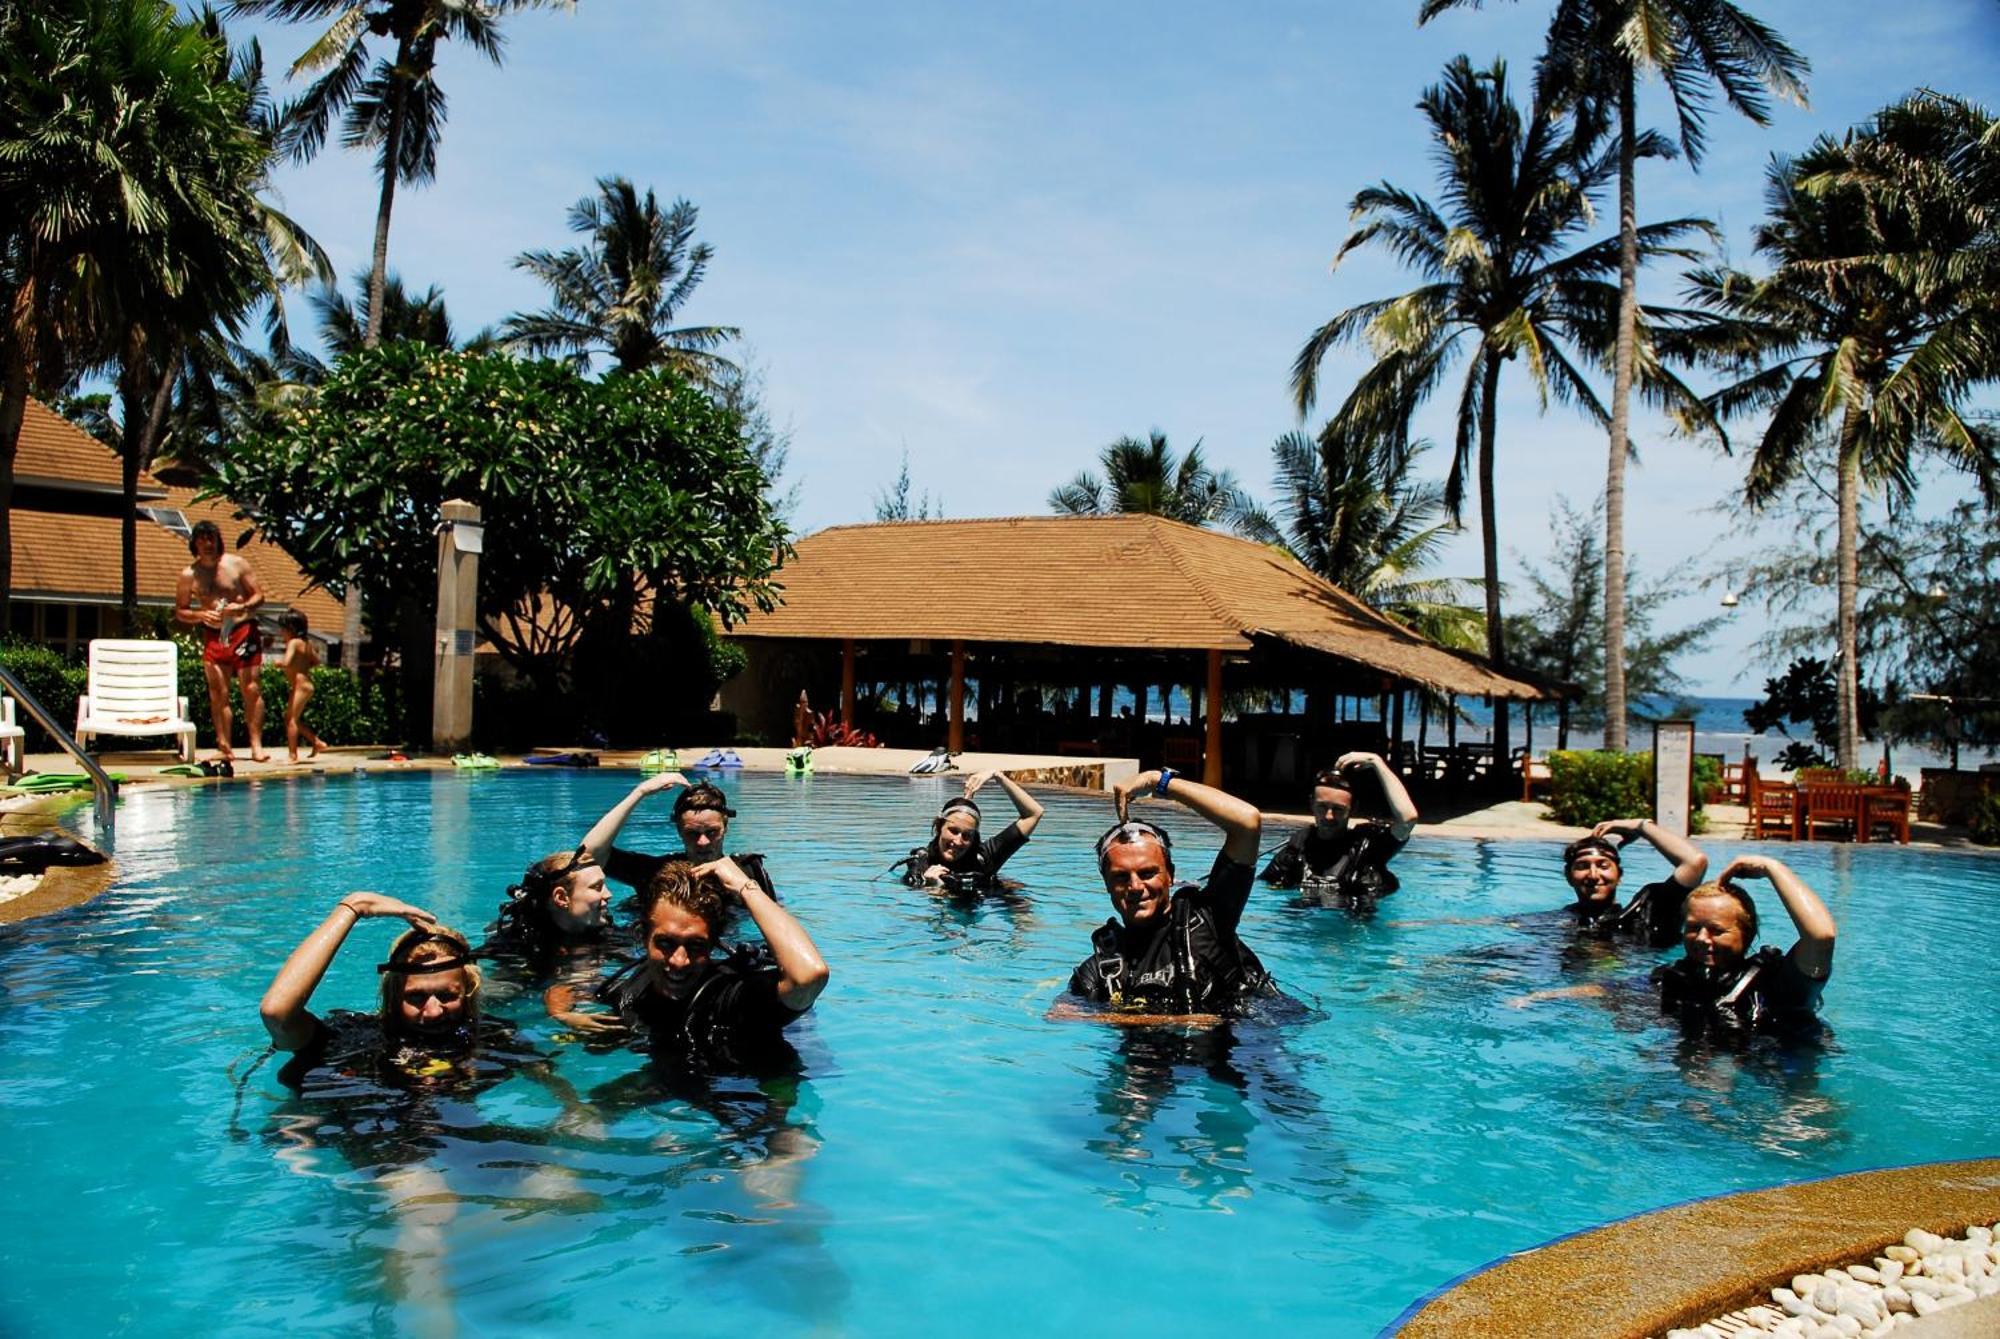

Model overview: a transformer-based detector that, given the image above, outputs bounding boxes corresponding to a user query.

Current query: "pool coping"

[1383,1156,2000,1338]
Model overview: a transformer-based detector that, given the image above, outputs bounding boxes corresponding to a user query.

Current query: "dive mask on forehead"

[1095,819,1172,863]
[377,933,472,976]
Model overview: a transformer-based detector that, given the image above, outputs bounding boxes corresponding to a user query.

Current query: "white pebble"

[1969,1225,1993,1245]
[1825,1269,1854,1287]
[1910,1293,1939,1317]
[1775,1288,1812,1317]
[1884,1246,1921,1264]
[1876,1259,1903,1284]
[1823,1315,1862,1337]
[1881,1285,1912,1314]
[1847,1265,1881,1285]
[1795,1274,1826,1296]
[1906,1229,1945,1253]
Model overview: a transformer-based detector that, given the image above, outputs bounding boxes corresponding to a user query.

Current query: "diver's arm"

[1593,816,1708,888]
[1114,768,1261,866]
[983,770,1044,839]
[700,857,829,1012]
[1718,854,1836,979]
[542,981,621,1034]
[260,893,437,1050]
[581,771,687,863]
[1337,750,1419,842]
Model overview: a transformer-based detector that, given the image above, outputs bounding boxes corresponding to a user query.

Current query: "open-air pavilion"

[721,515,1565,799]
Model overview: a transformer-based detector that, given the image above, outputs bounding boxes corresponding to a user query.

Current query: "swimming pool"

[1,771,1995,1335]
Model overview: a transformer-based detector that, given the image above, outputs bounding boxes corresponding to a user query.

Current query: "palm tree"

[1667,110,2000,768]
[0,0,318,629]
[1291,55,1710,770]
[1420,0,1808,751]
[1048,431,1249,528]
[504,177,739,380]
[232,0,571,350]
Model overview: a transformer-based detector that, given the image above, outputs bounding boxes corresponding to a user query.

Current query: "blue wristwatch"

[1154,767,1176,797]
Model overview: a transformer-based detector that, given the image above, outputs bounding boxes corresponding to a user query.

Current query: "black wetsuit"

[605,847,778,900]
[902,820,1030,889]
[273,1010,539,1169]
[1067,852,1275,1015]
[1653,945,1829,1042]
[1258,821,1406,903]
[607,953,808,1070]
[1570,878,1687,950]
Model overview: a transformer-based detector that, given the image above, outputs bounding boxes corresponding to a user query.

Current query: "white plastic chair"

[0,696,23,773]
[75,639,196,761]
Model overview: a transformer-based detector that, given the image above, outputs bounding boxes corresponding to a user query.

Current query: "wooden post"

[430,499,481,751]
[841,638,857,729]
[1204,648,1223,786]
[948,640,966,753]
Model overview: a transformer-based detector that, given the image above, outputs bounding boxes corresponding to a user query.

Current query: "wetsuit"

[1067,852,1275,1015]
[272,1010,538,1169]
[604,847,778,901]
[1570,878,1686,950]
[1258,821,1406,903]
[607,953,807,1070]
[1653,946,1829,1042]
[902,820,1030,889]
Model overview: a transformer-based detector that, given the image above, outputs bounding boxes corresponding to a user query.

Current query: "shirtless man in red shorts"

[175,520,269,763]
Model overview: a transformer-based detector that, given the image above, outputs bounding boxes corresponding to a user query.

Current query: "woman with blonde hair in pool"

[1653,854,1835,1042]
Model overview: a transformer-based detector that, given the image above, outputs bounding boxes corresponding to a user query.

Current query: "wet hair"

[672,783,736,822]
[493,849,597,954]
[1682,881,1760,944]
[376,924,481,1035]
[1095,819,1174,876]
[279,609,307,638]
[188,519,224,556]
[1562,835,1623,872]
[636,859,730,942]
[922,796,983,868]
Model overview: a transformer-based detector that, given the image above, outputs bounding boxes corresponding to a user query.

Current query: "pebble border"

[1660,1224,2000,1338]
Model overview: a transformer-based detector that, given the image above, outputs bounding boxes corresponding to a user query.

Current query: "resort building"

[7,399,345,654]
[722,515,1563,795]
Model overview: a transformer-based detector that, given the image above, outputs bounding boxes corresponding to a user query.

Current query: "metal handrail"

[0,662,115,846]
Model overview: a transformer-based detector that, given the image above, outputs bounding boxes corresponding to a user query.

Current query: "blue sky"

[229,0,2000,694]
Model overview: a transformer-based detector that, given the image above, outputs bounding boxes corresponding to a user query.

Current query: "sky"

[225,0,2000,695]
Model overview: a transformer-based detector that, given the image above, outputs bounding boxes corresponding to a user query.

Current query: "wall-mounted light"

[1719,590,1740,608]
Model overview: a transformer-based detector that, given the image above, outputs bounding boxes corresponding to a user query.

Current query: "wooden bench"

[1521,755,1552,803]
[1863,785,1912,844]
[1801,782,1867,842]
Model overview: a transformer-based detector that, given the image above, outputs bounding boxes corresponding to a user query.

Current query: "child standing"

[278,611,324,763]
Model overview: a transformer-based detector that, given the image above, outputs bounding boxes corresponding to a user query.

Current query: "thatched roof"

[730,515,1560,700]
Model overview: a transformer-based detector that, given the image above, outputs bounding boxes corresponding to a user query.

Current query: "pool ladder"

[0,662,115,848]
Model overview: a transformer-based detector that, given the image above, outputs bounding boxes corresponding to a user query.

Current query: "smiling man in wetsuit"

[175,519,268,764]
[1562,815,1709,948]
[1063,767,1274,1022]
[1259,752,1418,905]
[582,771,777,900]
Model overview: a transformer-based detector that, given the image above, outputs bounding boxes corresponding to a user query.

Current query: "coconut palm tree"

[1291,55,1710,769]
[504,177,739,380]
[1420,0,1808,750]
[232,0,571,350]
[1234,427,1482,647]
[1048,431,1250,528]
[1667,112,2000,768]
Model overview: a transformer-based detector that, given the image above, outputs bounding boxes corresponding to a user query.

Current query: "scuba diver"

[1059,767,1277,1023]
[1653,854,1835,1042]
[1560,815,1709,948]
[481,845,621,1032]
[260,893,522,1084]
[583,771,778,900]
[1258,753,1417,907]
[603,857,828,1069]
[898,769,1044,892]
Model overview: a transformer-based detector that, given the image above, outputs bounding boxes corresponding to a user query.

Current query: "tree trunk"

[1602,71,1640,754]
[118,341,178,635]
[1477,350,1510,773]
[0,355,28,634]
[1835,420,1861,769]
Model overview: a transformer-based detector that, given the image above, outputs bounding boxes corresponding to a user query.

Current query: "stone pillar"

[431,499,482,752]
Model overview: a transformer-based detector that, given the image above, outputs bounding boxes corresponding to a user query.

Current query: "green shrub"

[1547,750,1654,827]
[1693,755,1722,804]
[1968,793,2000,846]
[0,640,89,751]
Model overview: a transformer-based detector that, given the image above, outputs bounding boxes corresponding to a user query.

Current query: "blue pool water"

[1,771,1996,1336]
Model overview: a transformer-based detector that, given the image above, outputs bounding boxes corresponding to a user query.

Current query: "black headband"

[674,788,736,818]
[377,933,472,975]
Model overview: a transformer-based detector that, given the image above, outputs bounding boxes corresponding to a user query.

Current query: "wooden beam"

[948,640,966,753]
[1204,648,1223,786]
[841,638,857,728]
